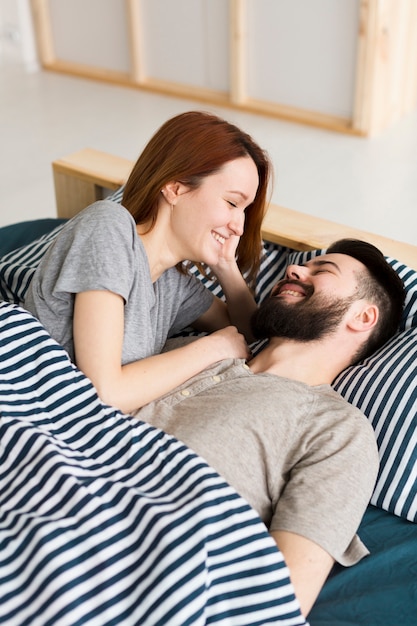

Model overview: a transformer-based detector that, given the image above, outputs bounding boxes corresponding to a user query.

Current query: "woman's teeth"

[212,231,225,245]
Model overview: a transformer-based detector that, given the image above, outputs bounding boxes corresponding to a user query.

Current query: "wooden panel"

[126,0,144,83]
[52,148,134,188]
[353,0,417,135]
[230,0,246,104]
[52,149,133,219]
[261,203,417,270]
[52,149,132,219]
[403,0,417,113]
[31,0,55,64]
[53,171,101,220]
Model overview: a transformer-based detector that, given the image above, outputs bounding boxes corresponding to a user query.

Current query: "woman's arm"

[193,271,257,343]
[195,235,258,342]
[73,290,250,413]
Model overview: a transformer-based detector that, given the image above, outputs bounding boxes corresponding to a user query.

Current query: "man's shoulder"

[310,384,378,450]
[309,383,369,420]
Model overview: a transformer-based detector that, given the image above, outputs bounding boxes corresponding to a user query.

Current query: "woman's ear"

[348,302,379,332]
[161,181,189,205]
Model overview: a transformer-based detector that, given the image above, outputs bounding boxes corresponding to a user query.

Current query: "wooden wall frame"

[30,0,417,136]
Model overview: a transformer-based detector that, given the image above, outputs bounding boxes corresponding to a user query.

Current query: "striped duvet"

[0,302,306,626]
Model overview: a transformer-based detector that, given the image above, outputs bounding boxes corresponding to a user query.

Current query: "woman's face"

[169,156,259,266]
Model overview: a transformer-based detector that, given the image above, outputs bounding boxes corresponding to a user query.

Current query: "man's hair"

[326,238,406,362]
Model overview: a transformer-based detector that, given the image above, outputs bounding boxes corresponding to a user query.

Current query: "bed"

[1,149,416,626]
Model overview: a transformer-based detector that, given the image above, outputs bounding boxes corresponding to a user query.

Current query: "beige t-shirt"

[137,358,379,566]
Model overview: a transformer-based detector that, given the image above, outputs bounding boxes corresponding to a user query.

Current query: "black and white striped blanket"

[0,302,306,626]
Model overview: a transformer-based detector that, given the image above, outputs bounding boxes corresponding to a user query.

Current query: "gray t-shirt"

[137,358,379,567]
[24,201,213,363]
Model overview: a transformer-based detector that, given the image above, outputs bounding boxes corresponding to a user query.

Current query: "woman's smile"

[212,230,226,245]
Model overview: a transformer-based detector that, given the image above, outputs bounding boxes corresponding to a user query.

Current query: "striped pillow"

[287,249,417,522]
[0,221,66,303]
[0,301,305,625]
[333,327,417,521]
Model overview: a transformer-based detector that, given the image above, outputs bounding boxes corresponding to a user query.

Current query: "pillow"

[0,221,67,303]
[286,248,417,522]
[334,327,417,521]
[0,218,67,257]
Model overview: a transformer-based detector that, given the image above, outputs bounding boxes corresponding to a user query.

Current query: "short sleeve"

[270,389,379,566]
[24,201,140,360]
[50,202,137,302]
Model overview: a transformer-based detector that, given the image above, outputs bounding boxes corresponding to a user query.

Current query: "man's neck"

[248,336,351,386]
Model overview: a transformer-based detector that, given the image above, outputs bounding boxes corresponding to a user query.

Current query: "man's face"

[251,253,366,342]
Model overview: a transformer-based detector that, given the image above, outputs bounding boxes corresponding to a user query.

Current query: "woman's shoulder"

[63,200,137,242]
[41,201,138,264]
[75,200,135,227]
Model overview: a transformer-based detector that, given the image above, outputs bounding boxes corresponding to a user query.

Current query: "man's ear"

[348,302,379,332]
[161,181,189,205]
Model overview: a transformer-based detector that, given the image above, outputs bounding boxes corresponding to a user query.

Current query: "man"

[137,239,406,618]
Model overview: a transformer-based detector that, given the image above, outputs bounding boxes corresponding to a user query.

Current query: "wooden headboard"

[52,148,417,271]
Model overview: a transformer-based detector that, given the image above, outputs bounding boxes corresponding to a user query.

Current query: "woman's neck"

[136,220,180,282]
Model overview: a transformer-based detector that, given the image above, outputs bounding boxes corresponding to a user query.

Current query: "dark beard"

[251,291,355,342]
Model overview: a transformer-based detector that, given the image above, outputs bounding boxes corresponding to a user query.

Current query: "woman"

[25,111,271,412]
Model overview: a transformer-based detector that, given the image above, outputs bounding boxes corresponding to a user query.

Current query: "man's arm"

[270,529,334,618]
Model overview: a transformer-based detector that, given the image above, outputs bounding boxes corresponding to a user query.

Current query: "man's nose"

[286,264,306,280]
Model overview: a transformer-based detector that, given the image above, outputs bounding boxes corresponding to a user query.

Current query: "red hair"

[122,111,272,284]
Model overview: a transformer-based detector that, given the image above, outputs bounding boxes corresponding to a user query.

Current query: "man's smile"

[278,286,305,298]
[272,281,309,299]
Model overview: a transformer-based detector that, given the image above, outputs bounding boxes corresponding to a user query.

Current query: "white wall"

[140,0,229,91]
[49,0,130,72]
[246,0,359,117]
[0,0,39,71]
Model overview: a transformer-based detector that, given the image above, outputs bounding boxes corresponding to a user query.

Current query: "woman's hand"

[199,325,251,361]
[210,234,240,272]
[194,259,258,344]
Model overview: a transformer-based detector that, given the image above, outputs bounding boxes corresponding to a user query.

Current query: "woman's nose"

[229,211,245,236]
